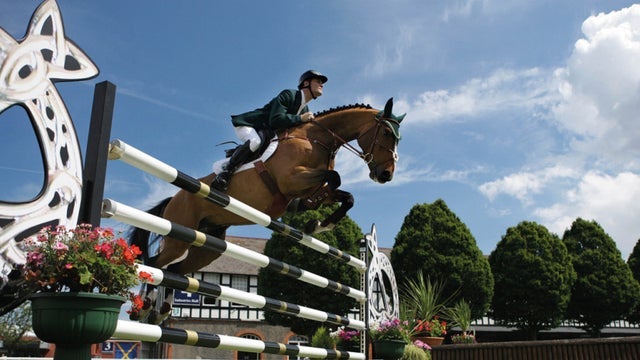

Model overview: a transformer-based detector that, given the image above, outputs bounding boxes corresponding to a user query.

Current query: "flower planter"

[30,292,125,360]
[336,342,361,353]
[372,339,406,360]
[414,335,444,347]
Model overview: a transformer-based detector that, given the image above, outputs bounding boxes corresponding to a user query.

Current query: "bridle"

[309,114,400,170]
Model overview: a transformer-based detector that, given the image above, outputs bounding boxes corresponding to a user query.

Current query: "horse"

[130,98,405,323]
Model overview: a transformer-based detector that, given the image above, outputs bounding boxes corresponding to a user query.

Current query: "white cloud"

[475,5,640,258]
[363,24,416,77]
[478,165,578,205]
[534,171,640,258]
[407,67,556,125]
[552,4,640,171]
[441,0,540,22]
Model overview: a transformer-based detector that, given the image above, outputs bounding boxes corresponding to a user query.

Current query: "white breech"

[234,126,262,152]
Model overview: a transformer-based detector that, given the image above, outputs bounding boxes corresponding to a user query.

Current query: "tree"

[258,204,362,338]
[563,218,640,336]
[0,301,33,356]
[390,199,493,320]
[626,238,640,324]
[627,238,640,282]
[489,221,575,340]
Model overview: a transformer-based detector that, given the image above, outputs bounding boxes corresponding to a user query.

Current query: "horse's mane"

[314,103,373,117]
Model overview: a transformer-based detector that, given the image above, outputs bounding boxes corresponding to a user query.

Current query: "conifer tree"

[489,221,575,340]
[563,218,640,336]
[258,204,362,338]
[390,199,493,319]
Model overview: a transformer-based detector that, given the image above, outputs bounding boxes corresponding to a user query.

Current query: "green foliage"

[627,238,640,282]
[563,218,640,336]
[0,302,33,356]
[258,204,362,337]
[311,326,336,349]
[626,238,640,324]
[391,200,493,319]
[401,273,451,323]
[445,299,473,333]
[489,221,576,340]
[402,343,430,360]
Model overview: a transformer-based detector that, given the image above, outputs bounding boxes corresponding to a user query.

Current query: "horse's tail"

[127,197,172,266]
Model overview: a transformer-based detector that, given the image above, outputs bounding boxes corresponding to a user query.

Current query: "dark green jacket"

[231,89,308,130]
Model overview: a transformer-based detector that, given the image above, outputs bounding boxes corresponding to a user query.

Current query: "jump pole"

[102,199,365,302]
[112,320,365,360]
[136,263,365,329]
[107,139,366,272]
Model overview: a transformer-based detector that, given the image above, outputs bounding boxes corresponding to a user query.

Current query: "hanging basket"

[30,292,125,360]
[372,339,406,360]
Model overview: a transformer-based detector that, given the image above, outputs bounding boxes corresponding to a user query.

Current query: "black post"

[79,81,116,226]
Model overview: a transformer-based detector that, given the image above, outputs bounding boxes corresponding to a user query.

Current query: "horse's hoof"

[159,301,172,314]
[153,312,171,325]
[147,310,159,324]
[304,220,321,234]
[286,198,302,213]
[313,222,335,234]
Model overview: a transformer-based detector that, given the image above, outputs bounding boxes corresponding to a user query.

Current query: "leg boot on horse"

[212,140,254,191]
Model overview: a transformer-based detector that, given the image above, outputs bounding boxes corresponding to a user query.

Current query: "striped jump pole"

[102,199,365,302]
[113,320,365,360]
[137,264,365,329]
[108,139,366,273]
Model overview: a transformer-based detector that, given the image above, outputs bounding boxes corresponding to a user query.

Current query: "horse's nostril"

[379,171,392,182]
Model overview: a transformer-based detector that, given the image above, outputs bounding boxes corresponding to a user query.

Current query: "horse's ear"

[383,98,393,117]
[396,113,406,123]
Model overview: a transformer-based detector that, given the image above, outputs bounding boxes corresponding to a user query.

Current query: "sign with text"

[173,290,200,305]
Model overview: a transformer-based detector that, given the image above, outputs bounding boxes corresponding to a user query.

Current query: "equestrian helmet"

[298,70,328,89]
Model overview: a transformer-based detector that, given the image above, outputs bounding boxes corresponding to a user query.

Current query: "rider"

[211,70,328,191]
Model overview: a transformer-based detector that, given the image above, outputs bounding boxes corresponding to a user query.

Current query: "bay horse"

[130,98,404,322]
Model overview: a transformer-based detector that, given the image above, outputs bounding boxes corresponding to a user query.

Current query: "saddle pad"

[212,135,279,174]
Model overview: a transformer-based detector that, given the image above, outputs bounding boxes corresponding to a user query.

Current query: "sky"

[1,0,640,260]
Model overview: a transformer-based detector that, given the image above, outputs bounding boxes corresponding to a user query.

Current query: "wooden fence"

[431,336,640,360]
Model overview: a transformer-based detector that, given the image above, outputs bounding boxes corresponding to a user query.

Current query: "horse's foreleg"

[287,170,341,213]
[306,189,354,234]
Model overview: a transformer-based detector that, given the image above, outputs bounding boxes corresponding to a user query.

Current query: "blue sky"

[2,0,640,259]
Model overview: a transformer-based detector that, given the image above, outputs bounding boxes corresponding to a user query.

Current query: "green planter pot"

[372,339,406,360]
[30,292,125,360]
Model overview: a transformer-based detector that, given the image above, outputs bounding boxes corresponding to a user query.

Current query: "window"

[237,334,261,360]
[287,335,308,360]
[185,272,263,320]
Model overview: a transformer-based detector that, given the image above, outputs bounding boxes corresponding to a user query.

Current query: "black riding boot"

[212,141,253,191]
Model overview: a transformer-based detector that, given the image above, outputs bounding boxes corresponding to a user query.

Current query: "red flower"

[138,271,153,282]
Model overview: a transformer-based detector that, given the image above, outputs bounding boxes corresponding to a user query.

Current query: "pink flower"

[413,339,432,351]
[52,241,69,252]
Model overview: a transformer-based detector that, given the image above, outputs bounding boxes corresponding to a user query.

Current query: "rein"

[310,115,399,167]
[309,119,368,162]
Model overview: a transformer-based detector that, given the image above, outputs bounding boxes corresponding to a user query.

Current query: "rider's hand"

[301,112,314,122]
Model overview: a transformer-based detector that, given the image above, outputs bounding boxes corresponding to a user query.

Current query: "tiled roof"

[199,235,267,275]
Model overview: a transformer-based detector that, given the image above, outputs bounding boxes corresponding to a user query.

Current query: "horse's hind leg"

[131,282,157,322]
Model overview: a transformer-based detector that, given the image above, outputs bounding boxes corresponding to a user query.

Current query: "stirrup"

[212,172,231,191]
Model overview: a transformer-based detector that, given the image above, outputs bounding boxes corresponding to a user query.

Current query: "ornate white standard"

[0,0,98,287]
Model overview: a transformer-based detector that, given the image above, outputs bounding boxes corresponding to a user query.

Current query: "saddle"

[223,128,275,162]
